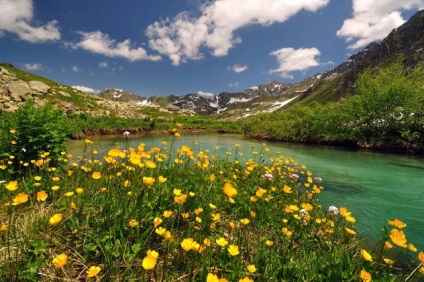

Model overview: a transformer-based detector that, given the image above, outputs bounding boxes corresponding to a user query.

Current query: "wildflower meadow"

[1,125,424,281]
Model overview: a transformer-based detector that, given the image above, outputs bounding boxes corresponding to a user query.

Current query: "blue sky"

[0,0,423,97]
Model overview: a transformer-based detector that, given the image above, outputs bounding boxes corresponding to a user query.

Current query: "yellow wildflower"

[35,191,48,202]
[240,218,250,225]
[385,241,394,249]
[227,245,239,256]
[155,227,167,236]
[49,213,63,226]
[255,187,266,197]
[216,237,228,247]
[145,160,157,169]
[142,250,159,270]
[389,229,407,248]
[86,266,101,277]
[283,185,292,194]
[418,251,424,264]
[143,177,155,186]
[301,203,313,211]
[247,264,257,273]
[12,193,28,205]
[282,227,292,236]
[345,227,356,235]
[92,172,101,179]
[223,182,237,198]
[181,238,199,251]
[52,254,68,267]
[388,218,407,229]
[163,210,173,218]
[129,219,138,228]
[52,177,61,182]
[5,180,18,192]
[361,249,373,261]
[153,217,163,228]
[383,258,394,265]
[158,176,167,183]
[174,194,187,204]
[408,243,417,252]
[360,269,371,282]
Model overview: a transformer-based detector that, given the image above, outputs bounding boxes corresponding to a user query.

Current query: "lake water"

[67,133,424,250]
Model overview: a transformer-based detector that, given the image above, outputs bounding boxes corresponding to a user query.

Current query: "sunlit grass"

[1,128,423,281]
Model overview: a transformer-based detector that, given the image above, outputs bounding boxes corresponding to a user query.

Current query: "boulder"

[29,81,50,95]
[0,67,15,83]
[7,80,31,102]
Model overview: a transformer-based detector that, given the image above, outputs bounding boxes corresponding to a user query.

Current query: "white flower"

[299,209,308,217]
[21,148,27,152]
[291,174,299,180]
[262,173,274,181]
[327,206,339,216]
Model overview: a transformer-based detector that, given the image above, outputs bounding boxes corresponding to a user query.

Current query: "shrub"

[0,100,70,176]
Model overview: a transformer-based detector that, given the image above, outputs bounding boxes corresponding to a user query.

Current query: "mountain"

[297,9,424,105]
[98,87,146,103]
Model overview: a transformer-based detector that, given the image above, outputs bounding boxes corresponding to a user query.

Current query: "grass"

[1,128,424,281]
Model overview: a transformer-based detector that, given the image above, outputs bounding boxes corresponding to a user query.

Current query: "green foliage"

[67,111,241,136]
[339,63,424,146]
[0,100,70,176]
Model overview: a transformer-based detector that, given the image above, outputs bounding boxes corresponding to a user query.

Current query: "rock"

[0,67,15,83]
[33,97,47,107]
[7,80,31,102]
[58,91,71,97]
[29,81,50,95]
[2,102,19,111]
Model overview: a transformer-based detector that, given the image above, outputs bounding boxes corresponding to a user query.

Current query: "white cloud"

[269,47,321,79]
[146,0,329,65]
[337,0,424,49]
[72,85,99,93]
[229,82,239,88]
[24,63,43,71]
[228,64,248,73]
[72,31,162,62]
[197,91,215,97]
[72,66,79,72]
[0,0,60,43]
[99,61,108,68]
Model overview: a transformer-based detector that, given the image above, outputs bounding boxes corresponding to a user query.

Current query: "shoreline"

[69,127,423,156]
